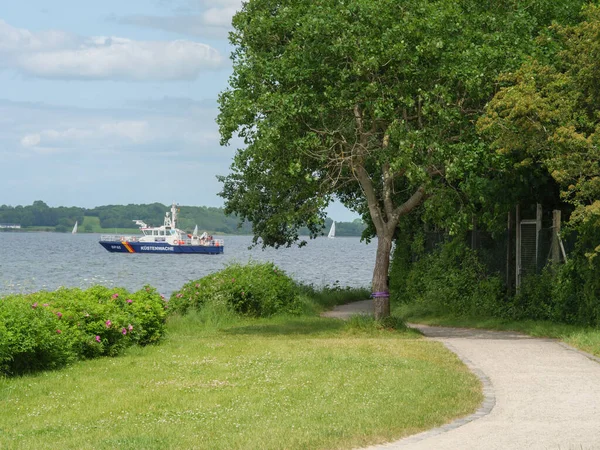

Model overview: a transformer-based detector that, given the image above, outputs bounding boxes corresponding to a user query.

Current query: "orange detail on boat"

[122,241,135,253]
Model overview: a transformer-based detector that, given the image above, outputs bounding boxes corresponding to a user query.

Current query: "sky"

[0,0,358,222]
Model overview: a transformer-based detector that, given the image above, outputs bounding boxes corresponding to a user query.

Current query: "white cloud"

[20,120,151,152]
[0,20,225,81]
[0,19,79,52]
[118,0,243,38]
[203,7,239,27]
[119,14,228,38]
[20,133,41,147]
[99,121,150,143]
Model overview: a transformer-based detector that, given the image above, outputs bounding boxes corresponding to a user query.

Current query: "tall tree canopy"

[218,0,585,318]
[479,3,600,234]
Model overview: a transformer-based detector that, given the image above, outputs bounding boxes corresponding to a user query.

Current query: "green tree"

[479,4,600,236]
[218,0,585,318]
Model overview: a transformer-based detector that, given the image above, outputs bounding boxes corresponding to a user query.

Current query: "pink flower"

[43,303,49,307]
[105,320,112,328]
[111,293,119,299]
[128,324,133,331]
[121,328,127,335]
[160,294,165,299]
[95,335,101,343]
[176,293,183,298]
[126,299,133,304]
[56,329,61,334]
[31,302,38,309]
[56,312,63,319]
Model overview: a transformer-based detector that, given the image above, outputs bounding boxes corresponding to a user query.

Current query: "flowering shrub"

[0,285,167,376]
[169,262,300,317]
[0,295,79,375]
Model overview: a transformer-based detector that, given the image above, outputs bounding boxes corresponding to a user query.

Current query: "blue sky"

[0,0,358,222]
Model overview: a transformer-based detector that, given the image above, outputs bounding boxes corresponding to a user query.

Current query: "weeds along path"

[323,302,600,450]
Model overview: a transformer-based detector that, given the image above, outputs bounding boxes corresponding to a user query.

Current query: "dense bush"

[392,221,600,327]
[392,239,504,316]
[0,295,79,375]
[0,285,167,376]
[169,262,300,317]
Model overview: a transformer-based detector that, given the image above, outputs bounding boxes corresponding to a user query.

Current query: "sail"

[328,221,335,238]
[193,224,198,237]
[72,221,78,234]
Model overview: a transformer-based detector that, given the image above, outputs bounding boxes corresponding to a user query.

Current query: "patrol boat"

[99,203,224,254]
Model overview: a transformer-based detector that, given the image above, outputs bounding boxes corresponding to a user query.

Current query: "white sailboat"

[327,221,335,239]
[72,221,78,234]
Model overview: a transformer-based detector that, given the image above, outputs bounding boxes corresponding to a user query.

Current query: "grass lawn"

[0,313,482,450]
[397,303,600,358]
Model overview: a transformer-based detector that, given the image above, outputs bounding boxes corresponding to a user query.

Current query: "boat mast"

[171,203,178,229]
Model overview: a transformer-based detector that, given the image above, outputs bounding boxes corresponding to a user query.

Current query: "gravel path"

[322,301,600,450]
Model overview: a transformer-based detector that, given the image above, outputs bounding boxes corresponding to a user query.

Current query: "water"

[0,233,377,297]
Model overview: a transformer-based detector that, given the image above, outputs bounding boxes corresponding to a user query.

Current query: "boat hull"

[99,241,224,254]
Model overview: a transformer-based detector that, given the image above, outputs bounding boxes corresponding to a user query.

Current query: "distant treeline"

[0,201,365,236]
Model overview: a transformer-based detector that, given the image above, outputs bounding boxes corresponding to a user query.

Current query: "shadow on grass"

[224,317,346,337]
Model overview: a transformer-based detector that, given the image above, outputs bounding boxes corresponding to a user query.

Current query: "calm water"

[0,233,377,297]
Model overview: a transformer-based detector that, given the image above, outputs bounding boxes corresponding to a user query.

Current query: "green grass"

[297,285,371,314]
[397,303,600,358]
[0,312,482,450]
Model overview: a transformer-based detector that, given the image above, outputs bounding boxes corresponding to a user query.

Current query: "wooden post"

[535,203,542,270]
[515,205,521,291]
[552,210,561,264]
[506,210,513,294]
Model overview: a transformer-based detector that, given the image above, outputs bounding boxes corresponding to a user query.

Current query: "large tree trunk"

[350,108,426,319]
[371,232,393,320]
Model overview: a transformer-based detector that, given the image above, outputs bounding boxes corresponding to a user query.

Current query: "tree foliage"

[0,201,83,228]
[217,0,585,316]
[479,4,600,231]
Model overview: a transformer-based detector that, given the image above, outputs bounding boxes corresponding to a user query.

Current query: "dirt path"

[322,301,600,450]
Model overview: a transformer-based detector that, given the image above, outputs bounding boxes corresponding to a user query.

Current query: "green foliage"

[395,240,504,317]
[0,285,167,376]
[217,0,586,314]
[218,0,585,249]
[545,223,600,326]
[479,4,600,229]
[169,262,301,317]
[395,223,600,327]
[509,263,598,325]
[0,200,83,229]
[0,295,79,375]
[389,213,425,303]
[510,270,557,321]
